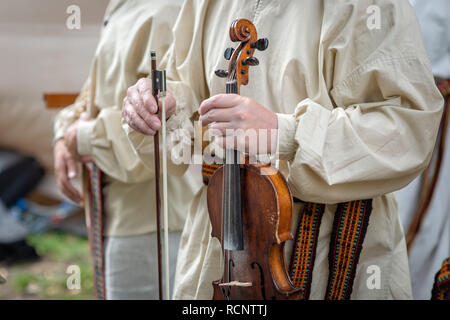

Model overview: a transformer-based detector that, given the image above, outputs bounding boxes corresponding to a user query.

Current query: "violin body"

[207,163,303,300]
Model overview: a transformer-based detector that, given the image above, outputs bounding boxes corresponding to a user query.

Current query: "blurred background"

[0,0,448,300]
[0,0,108,299]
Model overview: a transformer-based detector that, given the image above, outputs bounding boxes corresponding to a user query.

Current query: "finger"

[66,156,78,179]
[123,103,157,135]
[127,83,150,120]
[199,94,242,116]
[138,105,161,131]
[126,88,161,131]
[137,78,157,114]
[64,156,81,201]
[206,122,237,136]
[61,178,81,203]
[123,100,157,134]
[128,85,144,112]
[56,159,81,202]
[199,108,234,127]
[125,96,161,133]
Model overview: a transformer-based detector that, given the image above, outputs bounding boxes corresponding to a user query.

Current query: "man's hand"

[64,120,79,159]
[122,78,176,135]
[64,112,91,160]
[198,94,278,154]
[54,139,82,203]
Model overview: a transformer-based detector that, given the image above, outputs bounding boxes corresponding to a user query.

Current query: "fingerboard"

[223,80,243,250]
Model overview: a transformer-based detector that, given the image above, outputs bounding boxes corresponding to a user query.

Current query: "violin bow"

[151,51,170,300]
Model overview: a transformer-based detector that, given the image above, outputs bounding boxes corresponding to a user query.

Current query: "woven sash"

[289,202,325,299]
[325,199,372,300]
[86,163,106,300]
[202,163,221,185]
[438,79,450,98]
[202,162,372,300]
[431,257,450,300]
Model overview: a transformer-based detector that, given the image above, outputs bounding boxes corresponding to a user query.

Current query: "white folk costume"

[53,0,201,299]
[124,0,444,299]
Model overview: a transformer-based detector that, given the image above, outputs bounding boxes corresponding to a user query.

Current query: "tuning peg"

[242,57,259,66]
[250,38,269,51]
[224,47,234,60]
[215,69,228,78]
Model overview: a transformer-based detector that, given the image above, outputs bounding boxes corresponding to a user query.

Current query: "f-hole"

[221,259,235,299]
[251,262,266,300]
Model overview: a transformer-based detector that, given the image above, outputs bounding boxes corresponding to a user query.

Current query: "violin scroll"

[215,19,269,92]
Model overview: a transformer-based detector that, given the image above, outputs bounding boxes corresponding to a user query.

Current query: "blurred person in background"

[396,0,450,300]
[53,0,199,300]
[0,150,43,266]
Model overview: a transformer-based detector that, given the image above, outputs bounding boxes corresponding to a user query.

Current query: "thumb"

[66,155,79,179]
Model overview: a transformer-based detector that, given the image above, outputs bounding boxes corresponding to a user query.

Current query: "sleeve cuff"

[77,120,95,156]
[276,113,298,161]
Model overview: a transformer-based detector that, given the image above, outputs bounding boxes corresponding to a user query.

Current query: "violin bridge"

[218,281,252,287]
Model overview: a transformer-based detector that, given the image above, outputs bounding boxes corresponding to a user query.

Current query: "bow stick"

[151,51,170,300]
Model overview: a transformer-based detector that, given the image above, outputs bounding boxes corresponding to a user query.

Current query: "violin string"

[222,82,229,284]
[227,82,233,284]
[221,73,238,286]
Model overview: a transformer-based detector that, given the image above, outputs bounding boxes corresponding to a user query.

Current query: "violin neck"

[223,80,243,251]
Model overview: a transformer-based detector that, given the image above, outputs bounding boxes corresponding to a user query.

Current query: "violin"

[207,19,303,300]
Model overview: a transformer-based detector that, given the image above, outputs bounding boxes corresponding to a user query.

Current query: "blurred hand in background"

[53,139,81,203]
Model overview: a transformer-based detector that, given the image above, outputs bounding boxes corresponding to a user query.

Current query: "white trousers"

[104,232,181,300]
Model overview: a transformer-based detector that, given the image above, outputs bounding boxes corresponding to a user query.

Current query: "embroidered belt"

[432,257,450,300]
[289,202,325,299]
[202,162,221,185]
[325,199,372,300]
[86,163,106,300]
[202,162,372,300]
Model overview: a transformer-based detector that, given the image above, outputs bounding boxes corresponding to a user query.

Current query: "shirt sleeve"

[77,106,155,183]
[53,78,91,144]
[277,0,444,204]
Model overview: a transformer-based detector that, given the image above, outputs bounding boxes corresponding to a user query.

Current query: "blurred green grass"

[28,232,89,262]
[0,232,94,300]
